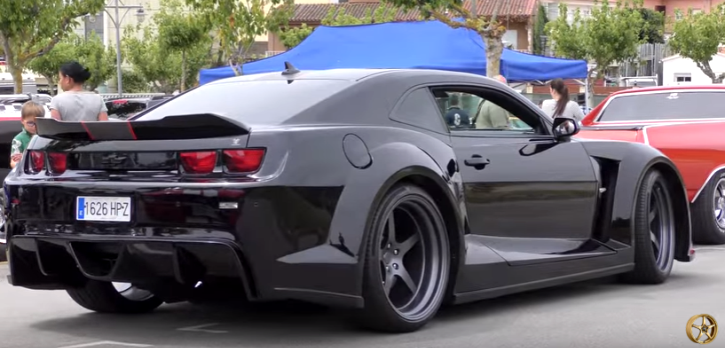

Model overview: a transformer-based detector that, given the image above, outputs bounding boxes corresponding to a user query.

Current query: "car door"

[425,85,604,265]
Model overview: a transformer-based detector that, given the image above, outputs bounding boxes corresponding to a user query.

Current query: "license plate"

[76,196,132,222]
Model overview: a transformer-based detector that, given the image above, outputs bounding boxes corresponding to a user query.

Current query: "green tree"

[638,8,664,44]
[76,33,117,90]
[157,0,211,91]
[669,5,725,83]
[546,0,644,106]
[0,0,105,92]
[184,0,294,73]
[27,33,115,94]
[280,7,396,49]
[27,40,76,95]
[123,23,210,93]
[383,0,508,77]
[532,4,549,55]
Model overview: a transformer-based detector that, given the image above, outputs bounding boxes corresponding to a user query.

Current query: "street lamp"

[87,1,146,97]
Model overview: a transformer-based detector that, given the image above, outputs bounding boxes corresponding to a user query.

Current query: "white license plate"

[76,196,132,222]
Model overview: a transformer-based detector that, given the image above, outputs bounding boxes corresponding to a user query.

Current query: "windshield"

[134,79,353,125]
[598,91,725,122]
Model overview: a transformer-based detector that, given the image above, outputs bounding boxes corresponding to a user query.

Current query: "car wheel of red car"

[621,170,675,284]
[67,280,163,314]
[691,174,725,245]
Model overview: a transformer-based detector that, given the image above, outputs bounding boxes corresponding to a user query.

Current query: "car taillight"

[28,151,45,173]
[48,152,68,174]
[179,151,217,174]
[223,149,265,173]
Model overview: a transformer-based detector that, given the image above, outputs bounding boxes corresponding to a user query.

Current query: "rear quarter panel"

[643,121,725,202]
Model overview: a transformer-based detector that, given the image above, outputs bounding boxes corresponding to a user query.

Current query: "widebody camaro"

[577,86,725,244]
[4,68,695,332]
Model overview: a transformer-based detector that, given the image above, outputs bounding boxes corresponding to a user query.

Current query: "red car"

[577,85,725,244]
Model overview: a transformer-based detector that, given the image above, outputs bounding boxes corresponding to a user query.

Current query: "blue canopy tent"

[199,20,587,85]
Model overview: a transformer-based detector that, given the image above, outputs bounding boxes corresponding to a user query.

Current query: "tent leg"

[584,77,591,109]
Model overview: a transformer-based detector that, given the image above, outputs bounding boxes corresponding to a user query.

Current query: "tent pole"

[584,77,591,109]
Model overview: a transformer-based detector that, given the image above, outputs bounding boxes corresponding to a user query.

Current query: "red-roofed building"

[267,0,538,55]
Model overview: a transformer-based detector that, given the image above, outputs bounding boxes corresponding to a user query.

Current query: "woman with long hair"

[49,61,108,121]
[541,78,585,121]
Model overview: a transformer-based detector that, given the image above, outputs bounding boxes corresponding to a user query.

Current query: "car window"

[598,91,725,122]
[391,88,448,133]
[134,79,353,126]
[107,101,147,119]
[429,87,542,134]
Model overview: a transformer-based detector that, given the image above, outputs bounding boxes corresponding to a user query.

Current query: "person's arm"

[50,109,62,120]
[98,97,109,121]
[10,138,23,168]
[571,102,586,121]
[49,96,62,120]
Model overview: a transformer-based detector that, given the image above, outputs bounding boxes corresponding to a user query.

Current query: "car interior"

[430,87,545,135]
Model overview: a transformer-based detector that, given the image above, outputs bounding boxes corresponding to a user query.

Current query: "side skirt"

[452,263,633,305]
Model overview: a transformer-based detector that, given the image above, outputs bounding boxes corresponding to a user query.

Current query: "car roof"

[207,68,498,85]
[607,85,725,97]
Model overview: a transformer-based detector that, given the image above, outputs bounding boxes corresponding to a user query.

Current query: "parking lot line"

[57,341,153,348]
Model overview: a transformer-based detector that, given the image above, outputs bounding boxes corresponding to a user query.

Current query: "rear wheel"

[622,170,676,284]
[691,173,725,244]
[356,184,450,333]
[67,280,163,314]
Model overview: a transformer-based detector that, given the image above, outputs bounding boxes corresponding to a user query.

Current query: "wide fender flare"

[582,141,691,255]
[328,141,463,276]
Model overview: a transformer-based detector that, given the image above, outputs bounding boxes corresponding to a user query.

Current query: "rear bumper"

[7,234,363,308]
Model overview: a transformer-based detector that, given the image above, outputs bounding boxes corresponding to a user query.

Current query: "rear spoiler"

[35,113,250,141]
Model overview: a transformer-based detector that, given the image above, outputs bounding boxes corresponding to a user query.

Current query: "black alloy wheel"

[691,173,725,244]
[357,184,450,333]
[649,179,675,272]
[622,170,676,284]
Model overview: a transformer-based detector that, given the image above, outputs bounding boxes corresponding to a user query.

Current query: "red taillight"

[179,151,217,174]
[28,151,45,173]
[223,149,265,173]
[48,152,68,174]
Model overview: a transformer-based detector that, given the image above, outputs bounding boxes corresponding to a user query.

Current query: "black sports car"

[3,67,695,333]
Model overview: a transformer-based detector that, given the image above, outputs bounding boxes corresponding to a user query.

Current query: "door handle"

[464,155,490,169]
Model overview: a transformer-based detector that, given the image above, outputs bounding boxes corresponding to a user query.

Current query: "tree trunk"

[43,75,57,96]
[10,64,23,94]
[483,35,503,77]
[712,76,724,84]
[180,50,187,92]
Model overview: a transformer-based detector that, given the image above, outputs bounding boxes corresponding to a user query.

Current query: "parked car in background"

[577,85,725,244]
[4,68,694,333]
[105,95,173,120]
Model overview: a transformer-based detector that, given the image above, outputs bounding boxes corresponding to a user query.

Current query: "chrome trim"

[691,166,725,203]
[595,118,725,125]
[594,89,725,123]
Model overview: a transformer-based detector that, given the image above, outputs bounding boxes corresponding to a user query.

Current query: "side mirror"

[552,117,580,139]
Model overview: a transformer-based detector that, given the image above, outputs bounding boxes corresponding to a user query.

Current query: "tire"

[691,172,725,244]
[67,280,163,314]
[621,170,676,284]
[355,184,450,333]
[0,243,6,262]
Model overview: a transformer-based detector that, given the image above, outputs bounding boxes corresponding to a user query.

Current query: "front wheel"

[622,170,676,284]
[67,280,163,314]
[355,184,450,333]
[691,173,725,244]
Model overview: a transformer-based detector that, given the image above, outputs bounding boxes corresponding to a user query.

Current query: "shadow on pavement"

[29,271,707,347]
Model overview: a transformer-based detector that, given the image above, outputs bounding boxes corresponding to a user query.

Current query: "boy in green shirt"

[10,101,44,169]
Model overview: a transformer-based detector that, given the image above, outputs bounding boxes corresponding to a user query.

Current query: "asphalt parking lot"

[1,246,724,348]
